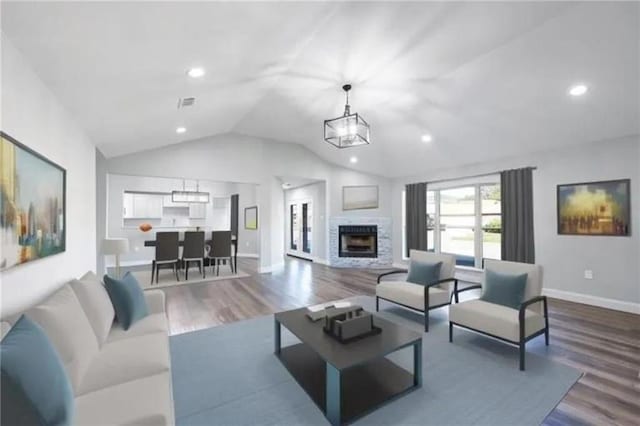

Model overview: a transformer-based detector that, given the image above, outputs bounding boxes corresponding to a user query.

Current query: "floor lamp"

[103,238,129,279]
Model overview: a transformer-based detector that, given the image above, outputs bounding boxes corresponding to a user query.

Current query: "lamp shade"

[102,238,129,255]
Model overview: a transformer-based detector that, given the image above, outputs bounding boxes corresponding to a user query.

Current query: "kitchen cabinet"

[123,193,163,218]
[189,203,207,218]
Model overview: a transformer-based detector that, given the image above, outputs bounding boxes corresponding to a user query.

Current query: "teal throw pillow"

[0,315,74,426]
[103,272,148,330]
[406,261,442,286]
[480,269,528,309]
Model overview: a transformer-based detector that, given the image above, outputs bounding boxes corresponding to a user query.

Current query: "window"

[481,184,501,261]
[403,178,501,267]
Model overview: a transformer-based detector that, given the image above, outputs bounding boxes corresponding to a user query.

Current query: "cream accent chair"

[449,259,549,371]
[376,250,458,332]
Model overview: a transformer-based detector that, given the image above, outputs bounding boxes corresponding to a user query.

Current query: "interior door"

[287,200,312,259]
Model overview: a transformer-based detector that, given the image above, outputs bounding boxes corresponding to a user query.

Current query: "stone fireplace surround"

[329,217,392,268]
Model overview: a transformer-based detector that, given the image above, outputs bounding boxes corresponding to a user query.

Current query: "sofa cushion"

[449,299,546,342]
[377,281,450,310]
[480,269,527,310]
[75,372,174,426]
[70,272,115,346]
[104,272,149,330]
[25,284,99,393]
[407,260,442,286]
[0,315,74,426]
[78,331,170,395]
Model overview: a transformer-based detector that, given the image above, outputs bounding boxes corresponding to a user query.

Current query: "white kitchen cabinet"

[123,193,163,218]
[123,193,135,218]
[188,203,207,218]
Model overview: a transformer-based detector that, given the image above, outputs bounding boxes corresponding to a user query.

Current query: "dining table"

[144,234,238,273]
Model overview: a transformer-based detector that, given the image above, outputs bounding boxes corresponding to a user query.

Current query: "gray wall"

[96,149,108,275]
[1,35,97,316]
[392,136,640,306]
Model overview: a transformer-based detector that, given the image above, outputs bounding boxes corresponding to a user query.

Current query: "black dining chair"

[151,232,180,284]
[207,231,234,276]
[182,231,205,280]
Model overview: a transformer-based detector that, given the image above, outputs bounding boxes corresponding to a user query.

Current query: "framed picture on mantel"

[1,132,67,271]
[244,206,258,230]
[557,179,630,236]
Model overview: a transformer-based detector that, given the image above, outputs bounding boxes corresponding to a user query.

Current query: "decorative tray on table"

[322,305,381,343]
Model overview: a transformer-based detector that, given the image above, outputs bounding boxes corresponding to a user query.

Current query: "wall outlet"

[584,270,593,280]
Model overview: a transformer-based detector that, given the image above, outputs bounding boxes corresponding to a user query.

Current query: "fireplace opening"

[339,225,378,258]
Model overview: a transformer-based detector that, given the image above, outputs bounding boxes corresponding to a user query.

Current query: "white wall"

[104,174,258,265]
[1,35,96,316]
[284,181,327,262]
[104,133,391,271]
[392,136,640,310]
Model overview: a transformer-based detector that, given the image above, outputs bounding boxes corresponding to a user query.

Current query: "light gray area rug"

[111,264,250,289]
[170,296,581,425]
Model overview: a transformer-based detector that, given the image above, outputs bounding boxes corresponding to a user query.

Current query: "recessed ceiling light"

[187,67,205,78]
[421,134,433,143]
[568,84,588,97]
[350,156,358,164]
[176,127,187,134]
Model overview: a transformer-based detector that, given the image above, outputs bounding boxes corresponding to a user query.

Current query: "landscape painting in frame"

[244,206,258,230]
[1,132,66,270]
[343,185,379,210]
[557,179,630,236]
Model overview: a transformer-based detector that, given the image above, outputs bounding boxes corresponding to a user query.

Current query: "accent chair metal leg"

[150,261,155,285]
[175,263,180,281]
[375,297,379,312]
[156,264,159,284]
[185,261,189,280]
[201,260,205,278]
[449,322,453,342]
[519,341,525,371]
[424,310,429,333]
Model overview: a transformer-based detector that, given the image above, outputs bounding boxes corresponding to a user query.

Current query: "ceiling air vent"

[177,97,196,109]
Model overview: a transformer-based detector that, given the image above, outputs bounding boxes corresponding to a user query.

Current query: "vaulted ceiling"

[2,1,638,177]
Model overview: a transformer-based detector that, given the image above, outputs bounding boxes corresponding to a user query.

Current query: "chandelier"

[171,180,210,204]
[324,84,370,148]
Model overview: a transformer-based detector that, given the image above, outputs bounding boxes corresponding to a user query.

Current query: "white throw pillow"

[70,272,115,346]
[26,283,99,394]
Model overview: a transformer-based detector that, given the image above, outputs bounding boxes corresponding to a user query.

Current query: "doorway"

[287,199,313,260]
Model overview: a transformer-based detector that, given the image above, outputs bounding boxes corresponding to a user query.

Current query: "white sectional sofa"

[0,272,175,426]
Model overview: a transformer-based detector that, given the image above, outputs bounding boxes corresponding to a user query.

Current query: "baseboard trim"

[543,288,640,314]
[258,262,285,274]
[236,253,259,258]
[314,258,329,266]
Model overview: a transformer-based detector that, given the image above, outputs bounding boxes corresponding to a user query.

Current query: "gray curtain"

[501,168,535,263]
[405,182,428,257]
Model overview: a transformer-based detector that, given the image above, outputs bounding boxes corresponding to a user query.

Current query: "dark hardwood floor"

[159,257,640,426]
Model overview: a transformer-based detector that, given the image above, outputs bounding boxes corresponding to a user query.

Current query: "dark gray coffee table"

[274,307,422,425]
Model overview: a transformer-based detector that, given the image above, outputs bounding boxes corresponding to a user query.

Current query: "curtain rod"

[419,166,537,186]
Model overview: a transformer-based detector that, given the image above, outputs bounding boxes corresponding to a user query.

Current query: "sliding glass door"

[287,200,312,259]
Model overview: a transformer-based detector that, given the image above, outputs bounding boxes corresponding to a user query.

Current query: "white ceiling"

[2,1,639,178]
